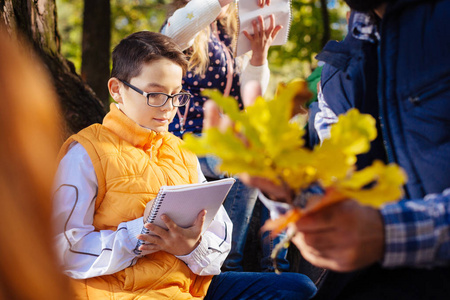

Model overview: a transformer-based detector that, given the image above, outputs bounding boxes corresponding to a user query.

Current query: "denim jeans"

[205,271,317,300]
[260,205,290,272]
[199,155,289,272]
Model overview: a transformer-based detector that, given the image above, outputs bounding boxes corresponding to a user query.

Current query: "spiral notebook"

[134,178,236,254]
[236,0,292,56]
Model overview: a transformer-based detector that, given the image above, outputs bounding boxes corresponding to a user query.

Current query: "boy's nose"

[161,98,174,111]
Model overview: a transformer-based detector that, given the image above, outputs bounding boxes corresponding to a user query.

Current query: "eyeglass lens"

[147,93,189,107]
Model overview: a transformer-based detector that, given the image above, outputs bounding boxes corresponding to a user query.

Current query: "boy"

[53,31,316,299]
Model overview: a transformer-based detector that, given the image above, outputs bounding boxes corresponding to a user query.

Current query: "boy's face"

[111,58,183,132]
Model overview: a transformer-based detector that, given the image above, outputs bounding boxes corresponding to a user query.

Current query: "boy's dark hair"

[344,0,389,12]
[111,31,188,81]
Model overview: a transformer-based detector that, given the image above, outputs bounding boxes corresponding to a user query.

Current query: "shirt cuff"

[126,217,144,252]
[175,237,210,269]
[248,60,268,68]
[380,201,435,268]
[241,61,270,94]
[244,61,269,78]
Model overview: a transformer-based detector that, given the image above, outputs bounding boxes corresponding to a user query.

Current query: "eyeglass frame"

[118,79,191,108]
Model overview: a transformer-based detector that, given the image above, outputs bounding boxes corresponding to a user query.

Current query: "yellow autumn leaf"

[325,108,377,156]
[202,89,263,149]
[183,83,406,214]
[245,94,305,159]
[275,79,313,118]
[336,161,407,207]
[311,146,354,186]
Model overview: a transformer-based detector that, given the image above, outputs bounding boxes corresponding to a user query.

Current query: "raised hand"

[243,14,283,66]
[138,210,206,256]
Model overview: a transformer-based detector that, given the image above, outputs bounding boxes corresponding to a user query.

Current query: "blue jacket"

[378,0,450,199]
[315,12,387,169]
[317,2,450,199]
[313,2,450,299]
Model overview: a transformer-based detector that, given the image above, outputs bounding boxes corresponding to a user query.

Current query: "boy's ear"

[108,78,123,104]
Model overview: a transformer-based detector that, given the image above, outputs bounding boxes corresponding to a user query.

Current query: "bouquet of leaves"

[183,80,407,270]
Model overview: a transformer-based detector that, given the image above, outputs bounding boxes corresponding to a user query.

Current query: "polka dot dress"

[169,23,243,138]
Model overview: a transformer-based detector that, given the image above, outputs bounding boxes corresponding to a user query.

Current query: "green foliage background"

[56,0,348,93]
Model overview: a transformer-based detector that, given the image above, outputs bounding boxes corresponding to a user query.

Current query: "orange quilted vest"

[58,104,212,299]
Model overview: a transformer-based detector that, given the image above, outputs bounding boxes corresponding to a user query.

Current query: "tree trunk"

[320,0,330,48]
[0,0,106,138]
[82,0,111,107]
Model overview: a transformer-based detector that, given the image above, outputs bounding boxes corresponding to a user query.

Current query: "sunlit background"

[56,0,349,95]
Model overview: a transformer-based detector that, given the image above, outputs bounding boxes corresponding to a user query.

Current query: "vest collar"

[103,103,169,150]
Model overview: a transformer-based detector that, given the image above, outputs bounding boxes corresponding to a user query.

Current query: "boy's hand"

[138,210,206,256]
[243,14,282,66]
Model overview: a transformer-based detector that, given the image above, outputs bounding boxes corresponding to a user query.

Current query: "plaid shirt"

[351,12,381,43]
[313,87,337,142]
[315,12,450,268]
[382,188,450,268]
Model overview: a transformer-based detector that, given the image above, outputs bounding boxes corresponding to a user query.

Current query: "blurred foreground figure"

[0,28,73,299]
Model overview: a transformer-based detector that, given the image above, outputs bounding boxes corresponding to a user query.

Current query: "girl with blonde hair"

[163,0,280,136]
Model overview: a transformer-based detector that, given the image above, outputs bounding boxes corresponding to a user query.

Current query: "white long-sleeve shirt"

[161,0,270,95]
[53,142,232,279]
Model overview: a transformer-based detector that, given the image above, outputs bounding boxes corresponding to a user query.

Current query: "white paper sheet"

[236,0,292,56]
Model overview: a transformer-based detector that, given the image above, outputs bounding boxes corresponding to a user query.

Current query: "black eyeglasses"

[119,79,191,107]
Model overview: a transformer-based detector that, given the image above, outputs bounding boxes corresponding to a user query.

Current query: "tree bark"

[320,0,330,48]
[0,0,106,137]
[82,0,111,107]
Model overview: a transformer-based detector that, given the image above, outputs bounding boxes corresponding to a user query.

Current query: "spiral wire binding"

[133,188,166,255]
[234,0,240,55]
[285,0,293,43]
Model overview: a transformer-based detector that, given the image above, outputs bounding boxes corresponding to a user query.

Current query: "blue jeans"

[199,156,289,272]
[260,205,290,272]
[205,271,317,300]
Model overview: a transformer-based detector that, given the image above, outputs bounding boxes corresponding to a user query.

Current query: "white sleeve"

[175,159,233,275]
[52,142,143,279]
[175,206,232,275]
[240,56,271,96]
[197,158,207,183]
[161,0,222,50]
